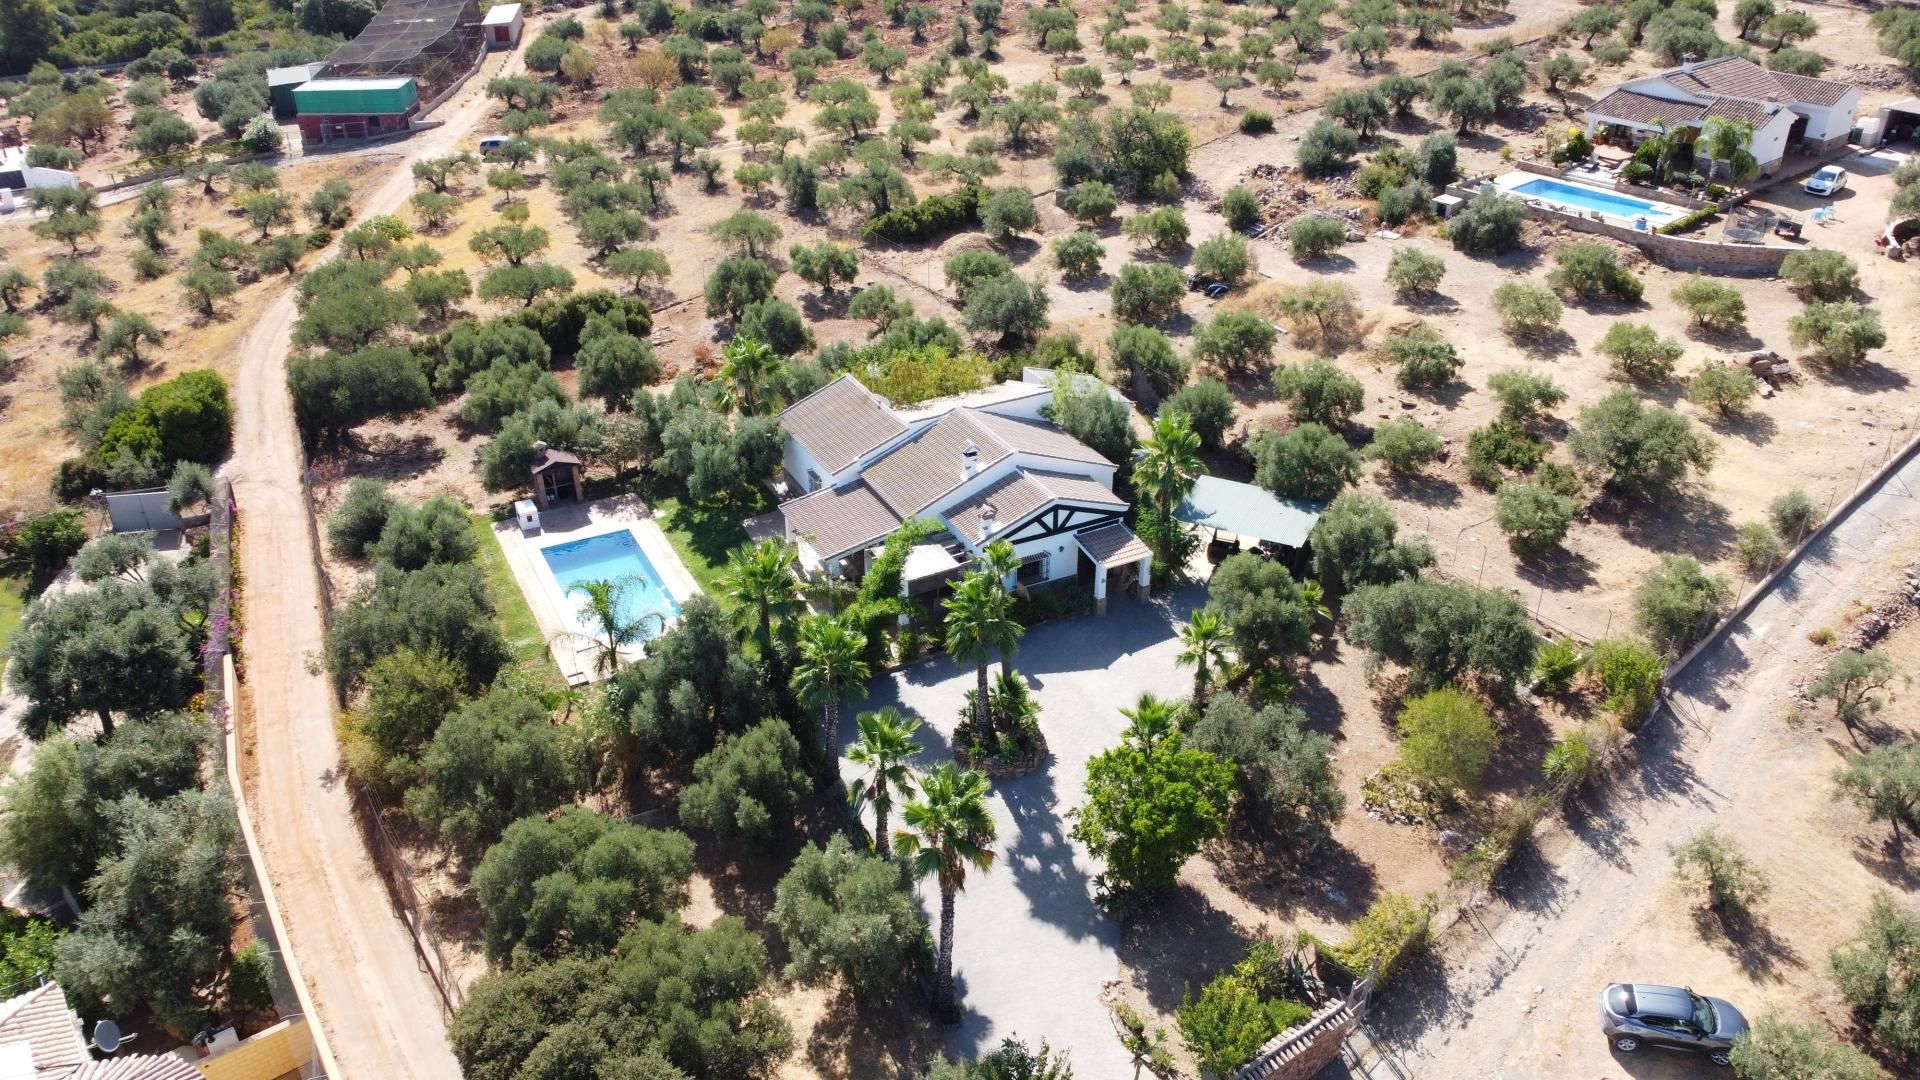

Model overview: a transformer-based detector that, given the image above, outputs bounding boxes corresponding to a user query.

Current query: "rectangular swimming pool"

[539,528,681,639]
[1503,175,1685,226]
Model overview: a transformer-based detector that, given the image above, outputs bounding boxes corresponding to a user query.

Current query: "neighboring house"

[776,375,1152,612]
[0,982,201,1079]
[291,77,421,146]
[1583,55,1861,177]
[482,4,525,49]
[0,147,78,198]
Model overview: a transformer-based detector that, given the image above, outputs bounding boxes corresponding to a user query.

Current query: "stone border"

[955,727,1050,779]
[1449,177,1791,275]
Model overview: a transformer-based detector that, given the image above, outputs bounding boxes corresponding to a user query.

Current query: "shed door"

[495,25,509,40]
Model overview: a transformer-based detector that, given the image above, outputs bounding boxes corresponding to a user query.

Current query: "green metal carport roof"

[1175,475,1325,549]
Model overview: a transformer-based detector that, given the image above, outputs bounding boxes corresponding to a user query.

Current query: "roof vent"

[980,503,998,536]
[961,441,980,479]
[532,440,549,453]
[1681,53,1696,73]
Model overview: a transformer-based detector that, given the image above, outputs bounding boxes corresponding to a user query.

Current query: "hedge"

[1656,202,1720,236]
[861,186,983,243]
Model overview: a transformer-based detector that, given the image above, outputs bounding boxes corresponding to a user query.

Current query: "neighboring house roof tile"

[70,1056,206,1080]
[1660,55,1853,107]
[777,375,908,476]
[941,470,1123,545]
[1586,88,1707,125]
[1076,522,1152,567]
[0,984,88,1078]
[968,411,1114,468]
[781,480,902,560]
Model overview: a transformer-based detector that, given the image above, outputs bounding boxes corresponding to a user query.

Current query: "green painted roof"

[1175,475,1324,549]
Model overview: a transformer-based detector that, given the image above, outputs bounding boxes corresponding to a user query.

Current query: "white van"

[478,135,509,154]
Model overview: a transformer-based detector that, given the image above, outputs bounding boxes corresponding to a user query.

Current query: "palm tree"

[978,538,1021,680]
[1135,411,1203,568]
[722,539,804,658]
[567,578,658,676]
[1699,117,1759,184]
[716,334,783,415]
[1120,692,1178,748]
[847,707,920,849]
[1640,121,1683,183]
[944,573,1023,739]
[894,762,997,1018]
[1175,610,1230,703]
[791,615,870,777]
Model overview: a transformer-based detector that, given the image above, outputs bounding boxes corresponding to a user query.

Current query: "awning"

[1175,475,1325,549]
[1076,523,1151,568]
[903,542,961,582]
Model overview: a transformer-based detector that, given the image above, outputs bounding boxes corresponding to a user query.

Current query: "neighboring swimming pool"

[1497,174,1686,227]
[539,528,682,639]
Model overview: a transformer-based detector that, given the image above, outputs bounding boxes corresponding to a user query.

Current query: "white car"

[1804,166,1848,196]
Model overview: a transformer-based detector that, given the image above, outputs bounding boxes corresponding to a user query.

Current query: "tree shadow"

[1115,881,1255,1013]
[801,985,949,1078]
[1206,831,1382,922]
[996,763,1108,943]
[1612,488,1737,562]
[1494,838,1569,915]
[1685,323,1764,351]
[1689,904,1804,980]
[342,431,444,484]
[1513,328,1577,358]
[1377,470,1462,509]
[1061,270,1112,293]
[800,290,852,320]
[1805,358,1912,396]
[1400,290,1460,315]
[1514,545,1599,593]
[1850,832,1920,890]
[1701,406,1778,446]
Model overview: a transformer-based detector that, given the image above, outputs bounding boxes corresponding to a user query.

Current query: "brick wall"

[1229,1000,1360,1080]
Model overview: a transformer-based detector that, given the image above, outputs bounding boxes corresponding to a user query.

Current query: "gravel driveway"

[848,583,1206,1074]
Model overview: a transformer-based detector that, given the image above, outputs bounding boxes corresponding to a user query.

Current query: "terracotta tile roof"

[1075,522,1152,568]
[941,469,1123,545]
[1585,88,1707,126]
[0,984,88,1078]
[969,411,1115,468]
[781,480,902,560]
[1702,97,1777,126]
[70,1056,205,1080]
[777,375,907,475]
[860,411,1008,518]
[1661,55,1853,108]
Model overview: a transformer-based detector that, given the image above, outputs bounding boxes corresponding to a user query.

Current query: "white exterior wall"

[1749,110,1794,170]
[782,439,828,494]
[1006,530,1080,583]
[973,393,1051,423]
[1791,91,1860,142]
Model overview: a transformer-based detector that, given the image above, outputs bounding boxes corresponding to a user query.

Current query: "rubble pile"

[1836,63,1909,92]
[1235,162,1366,238]
[1838,564,1920,652]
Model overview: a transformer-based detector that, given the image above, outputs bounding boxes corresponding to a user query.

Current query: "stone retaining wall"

[1445,180,1790,276]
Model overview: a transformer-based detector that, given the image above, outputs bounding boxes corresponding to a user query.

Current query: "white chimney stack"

[980,503,998,537]
[961,441,980,479]
[1681,53,1696,73]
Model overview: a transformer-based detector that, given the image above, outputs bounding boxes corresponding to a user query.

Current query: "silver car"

[1599,983,1749,1066]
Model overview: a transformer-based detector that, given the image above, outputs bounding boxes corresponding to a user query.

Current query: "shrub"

[1122,206,1190,253]
[1531,638,1585,695]
[1596,321,1683,383]
[1790,302,1887,368]
[1383,324,1461,390]
[771,833,927,1004]
[1109,262,1187,324]
[1162,380,1234,448]
[1728,1014,1880,1080]
[1671,275,1746,332]
[1496,480,1579,557]
[1768,489,1818,540]
[1052,230,1105,278]
[1464,419,1547,490]
[1251,423,1360,502]
[1192,234,1253,283]
[1655,203,1719,235]
[1330,892,1435,984]
[1449,191,1525,254]
[1073,728,1235,894]
[1287,216,1347,262]
[328,479,399,559]
[1374,181,1429,227]
[1385,248,1446,296]
[1395,687,1497,794]
[1733,521,1783,574]
[1309,493,1433,594]
[1546,242,1642,302]
[1178,969,1313,1076]
[1686,363,1758,417]
[1343,577,1537,690]
[1366,419,1443,477]
[1415,131,1458,187]
[1297,119,1359,178]
[1273,281,1360,349]
[1568,391,1714,502]
[1109,324,1189,397]
[677,719,809,847]
[1487,369,1567,421]
[1779,249,1858,301]
[1590,637,1661,728]
[1239,109,1275,134]
[1830,892,1920,1056]
[1271,359,1363,424]
[1221,186,1260,232]
[1062,180,1119,225]
[978,186,1039,240]
[1492,282,1562,338]
[1669,826,1768,915]
[1634,555,1731,653]
[860,186,981,242]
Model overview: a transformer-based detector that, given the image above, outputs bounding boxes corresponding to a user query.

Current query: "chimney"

[532,440,549,454]
[961,441,980,480]
[979,503,998,537]
[1681,53,1696,74]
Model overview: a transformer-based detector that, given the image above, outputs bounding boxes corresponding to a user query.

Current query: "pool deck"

[491,494,703,685]
[1493,170,1689,229]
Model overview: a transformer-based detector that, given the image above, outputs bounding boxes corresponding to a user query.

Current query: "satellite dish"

[91,1020,122,1054]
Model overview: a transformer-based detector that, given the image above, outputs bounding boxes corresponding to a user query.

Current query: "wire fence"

[352,787,467,1017]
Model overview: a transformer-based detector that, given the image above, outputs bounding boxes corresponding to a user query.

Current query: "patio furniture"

[1774,214,1802,239]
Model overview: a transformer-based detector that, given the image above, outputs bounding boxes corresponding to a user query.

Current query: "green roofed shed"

[292,77,420,116]
[1175,475,1324,549]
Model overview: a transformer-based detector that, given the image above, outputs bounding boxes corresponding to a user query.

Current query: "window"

[806,470,822,492]
[1017,553,1048,585]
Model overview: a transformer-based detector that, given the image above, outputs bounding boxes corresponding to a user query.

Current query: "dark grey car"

[1599,983,1749,1066]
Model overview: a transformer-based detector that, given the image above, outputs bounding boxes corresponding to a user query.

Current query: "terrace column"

[1093,565,1108,617]
[1137,553,1152,600]
[899,563,911,626]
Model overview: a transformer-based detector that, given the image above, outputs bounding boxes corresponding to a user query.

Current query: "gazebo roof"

[530,445,582,474]
[1175,475,1325,549]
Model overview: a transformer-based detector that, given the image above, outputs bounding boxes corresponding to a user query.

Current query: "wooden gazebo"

[529,442,583,508]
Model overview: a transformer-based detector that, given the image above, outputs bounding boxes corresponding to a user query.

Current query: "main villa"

[1583,54,1861,176]
[774,374,1153,610]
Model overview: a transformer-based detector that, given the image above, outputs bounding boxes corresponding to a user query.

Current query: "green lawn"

[0,578,22,656]
[647,491,766,604]
[469,513,562,681]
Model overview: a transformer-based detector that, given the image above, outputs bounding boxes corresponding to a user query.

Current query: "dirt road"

[230,50,524,1080]
[1369,443,1920,1079]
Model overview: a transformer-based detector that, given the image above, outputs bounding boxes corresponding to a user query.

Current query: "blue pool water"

[540,529,681,636]
[1510,177,1681,222]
